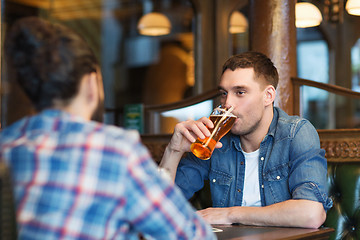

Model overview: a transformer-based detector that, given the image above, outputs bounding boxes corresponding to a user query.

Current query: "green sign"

[124,104,144,134]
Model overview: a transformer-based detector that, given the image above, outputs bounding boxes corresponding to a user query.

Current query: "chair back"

[318,129,360,240]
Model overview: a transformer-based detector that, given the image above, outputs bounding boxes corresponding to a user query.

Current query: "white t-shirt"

[241,149,261,207]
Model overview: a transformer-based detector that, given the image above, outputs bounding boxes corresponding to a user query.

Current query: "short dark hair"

[4,17,99,111]
[222,51,279,89]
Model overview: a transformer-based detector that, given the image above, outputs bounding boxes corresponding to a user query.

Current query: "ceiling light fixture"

[295,2,323,28]
[137,12,171,36]
[346,0,360,16]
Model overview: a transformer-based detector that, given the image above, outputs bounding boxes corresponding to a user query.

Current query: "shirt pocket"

[209,169,233,207]
[263,163,291,203]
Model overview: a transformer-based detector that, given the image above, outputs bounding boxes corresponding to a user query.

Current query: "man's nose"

[223,97,234,110]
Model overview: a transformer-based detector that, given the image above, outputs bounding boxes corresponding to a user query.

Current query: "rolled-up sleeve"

[289,121,333,211]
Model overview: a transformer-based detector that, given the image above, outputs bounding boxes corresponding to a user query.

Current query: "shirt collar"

[267,107,279,137]
[41,109,86,122]
[229,133,242,152]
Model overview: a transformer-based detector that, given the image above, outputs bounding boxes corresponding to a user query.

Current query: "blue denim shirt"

[175,107,333,211]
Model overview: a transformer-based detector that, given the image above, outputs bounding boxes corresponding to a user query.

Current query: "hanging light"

[346,0,360,16]
[137,12,171,36]
[295,2,323,28]
[229,11,248,34]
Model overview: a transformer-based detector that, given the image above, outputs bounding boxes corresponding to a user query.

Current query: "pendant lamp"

[346,0,360,16]
[137,12,171,36]
[295,2,323,28]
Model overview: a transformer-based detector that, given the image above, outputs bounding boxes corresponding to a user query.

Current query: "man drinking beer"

[159,51,332,228]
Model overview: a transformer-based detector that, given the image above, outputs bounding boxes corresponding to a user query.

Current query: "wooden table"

[213,224,334,240]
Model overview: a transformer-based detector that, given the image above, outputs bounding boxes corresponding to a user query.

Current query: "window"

[351,38,360,92]
[297,27,330,129]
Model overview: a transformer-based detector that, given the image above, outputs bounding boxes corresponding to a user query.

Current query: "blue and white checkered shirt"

[0,109,215,240]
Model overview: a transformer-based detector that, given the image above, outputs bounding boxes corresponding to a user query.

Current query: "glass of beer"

[190,105,236,160]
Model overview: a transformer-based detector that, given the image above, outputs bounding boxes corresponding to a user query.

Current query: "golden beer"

[191,114,236,160]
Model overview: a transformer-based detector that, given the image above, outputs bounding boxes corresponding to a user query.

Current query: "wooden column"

[249,0,297,114]
[192,0,217,94]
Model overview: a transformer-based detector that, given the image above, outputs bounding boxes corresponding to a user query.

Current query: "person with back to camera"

[159,51,333,228]
[0,17,215,239]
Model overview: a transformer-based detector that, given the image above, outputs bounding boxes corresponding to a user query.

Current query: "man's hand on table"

[197,207,233,224]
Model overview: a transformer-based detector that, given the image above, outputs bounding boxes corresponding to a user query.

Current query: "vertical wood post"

[250,0,297,114]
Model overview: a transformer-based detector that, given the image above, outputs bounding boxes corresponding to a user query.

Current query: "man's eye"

[220,91,227,97]
[236,91,245,95]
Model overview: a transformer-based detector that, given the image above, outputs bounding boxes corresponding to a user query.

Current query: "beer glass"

[190,105,236,160]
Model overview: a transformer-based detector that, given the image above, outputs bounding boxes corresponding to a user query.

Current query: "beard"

[231,116,262,136]
[91,97,105,122]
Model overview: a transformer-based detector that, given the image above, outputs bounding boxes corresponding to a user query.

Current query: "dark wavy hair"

[4,17,99,111]
[222,51,279,89]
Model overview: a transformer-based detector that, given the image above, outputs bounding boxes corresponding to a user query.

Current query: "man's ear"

[86,72,98,102]
[264,85,276,106]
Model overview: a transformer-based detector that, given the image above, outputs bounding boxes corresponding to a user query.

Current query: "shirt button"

[237,189,241,192]
[261,185,264,188]
[260,157,264,161]
[213,179,216,183]
[276,176,280,180]
[240,161,244,165]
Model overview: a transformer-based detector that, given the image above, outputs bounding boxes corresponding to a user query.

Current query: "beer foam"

[210,105,236,117]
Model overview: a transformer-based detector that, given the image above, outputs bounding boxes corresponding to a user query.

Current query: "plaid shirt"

[0,109,215,240]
